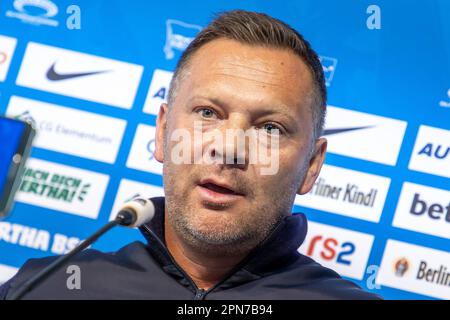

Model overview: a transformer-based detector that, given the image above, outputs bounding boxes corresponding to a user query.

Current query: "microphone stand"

[9,210,134,300]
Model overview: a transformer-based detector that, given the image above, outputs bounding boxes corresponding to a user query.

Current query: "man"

[0,10,381,299]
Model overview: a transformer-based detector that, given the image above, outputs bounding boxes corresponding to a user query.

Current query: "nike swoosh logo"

[46,62,110,81]
[323,125,374,136]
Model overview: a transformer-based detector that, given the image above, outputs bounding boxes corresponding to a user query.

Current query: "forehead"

[179,38,314,113]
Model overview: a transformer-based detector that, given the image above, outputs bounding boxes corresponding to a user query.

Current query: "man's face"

[155,39,326,255]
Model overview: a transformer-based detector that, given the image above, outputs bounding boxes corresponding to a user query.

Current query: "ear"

[297,137,327,195]
[154,103,169,163]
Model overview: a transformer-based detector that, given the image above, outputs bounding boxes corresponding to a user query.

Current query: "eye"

[261,122,283,135]
[197,107,217,119]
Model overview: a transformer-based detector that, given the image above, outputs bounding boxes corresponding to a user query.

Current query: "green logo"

[19,167,91,203]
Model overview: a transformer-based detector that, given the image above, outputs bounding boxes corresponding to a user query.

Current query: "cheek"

[275,147,309,182]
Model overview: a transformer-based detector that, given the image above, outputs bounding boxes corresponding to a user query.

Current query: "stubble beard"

[163,162,307,257]
[161,129,312,257]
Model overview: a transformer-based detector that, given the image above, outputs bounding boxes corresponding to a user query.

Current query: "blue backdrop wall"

[0,0,449,300]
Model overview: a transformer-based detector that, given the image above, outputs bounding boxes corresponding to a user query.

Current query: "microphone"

[117,197,155,228]
[9,197,156,300]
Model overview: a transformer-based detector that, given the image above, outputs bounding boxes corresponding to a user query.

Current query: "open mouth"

[197,178,245,206]
[199,182,240,195]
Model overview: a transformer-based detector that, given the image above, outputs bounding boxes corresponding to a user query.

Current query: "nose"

[207,115,249,169]
[210,138,246,168]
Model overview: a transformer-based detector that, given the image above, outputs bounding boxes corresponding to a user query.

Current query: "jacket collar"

[139,197,308,291]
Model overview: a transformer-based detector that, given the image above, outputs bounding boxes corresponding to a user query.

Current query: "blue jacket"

[0,197,381,300]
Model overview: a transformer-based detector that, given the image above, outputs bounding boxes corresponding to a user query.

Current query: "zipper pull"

[194,288,206,300]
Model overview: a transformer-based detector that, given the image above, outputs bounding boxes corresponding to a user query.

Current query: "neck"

[164,220,247,290]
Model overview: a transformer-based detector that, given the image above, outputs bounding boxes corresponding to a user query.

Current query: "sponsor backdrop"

[0,0,449,300]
